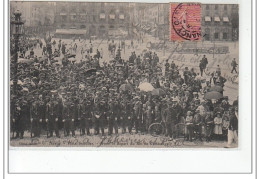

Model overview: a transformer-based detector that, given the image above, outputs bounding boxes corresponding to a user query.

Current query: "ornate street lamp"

[10,10,24,99]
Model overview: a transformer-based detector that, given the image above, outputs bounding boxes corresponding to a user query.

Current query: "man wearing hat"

[164,98,179,139]
[78,98,86,136]
[165,59,170,76]
[193,109,203,141]
[46,94,60,138]
[38,94,46,137]
[15,98,29,139]
[62,99,70,137]
[133,96,142,134]
[93,101,105,136]
[30,97,40,138]
[85,98,93,136]
[231,58,238,74]
[226,107,238,148]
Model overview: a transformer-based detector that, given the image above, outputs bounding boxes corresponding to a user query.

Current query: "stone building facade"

[55,2,131,38]
[201,4,239,41]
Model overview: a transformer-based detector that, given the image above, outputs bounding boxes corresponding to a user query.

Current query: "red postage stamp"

[170,3,201,41]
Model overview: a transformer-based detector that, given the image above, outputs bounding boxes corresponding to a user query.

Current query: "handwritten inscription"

[17,136,185,147]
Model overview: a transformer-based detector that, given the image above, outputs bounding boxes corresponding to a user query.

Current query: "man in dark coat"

[193,110,203,141]
[93,101,105,136]
[14,99,29,139]
[30,98,40,138]
[231,58,238,73]
[78,98,86,135]
[126,100,134,134]
[62,99,70,137]
[226,107,238,148]
[38,95,46,137]
[46,95,60,138]
[85,99,92,135]
[164,99,179,139]
[133,97,142,134]
[199,55,208,76]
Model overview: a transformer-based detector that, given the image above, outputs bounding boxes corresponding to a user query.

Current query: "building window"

[223,33,228,39]
[224,5,227,11]
[205,28,210,41]
[109,14,115,20]
[214,33,219,39]
[61,16,67,22]
[99,11,106,20]
[206,5,210,10]
[215,5,218,10]
[80,25,86,29]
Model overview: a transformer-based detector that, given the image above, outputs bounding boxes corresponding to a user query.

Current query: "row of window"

[204,32,229,40]
[205,4,228,10]
[204,16,229,22]
[59,13,125,20]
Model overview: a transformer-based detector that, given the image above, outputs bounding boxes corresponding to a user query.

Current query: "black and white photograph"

[9,1,239,148]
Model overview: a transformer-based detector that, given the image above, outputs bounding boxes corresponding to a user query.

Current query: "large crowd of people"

[10,36,238,147]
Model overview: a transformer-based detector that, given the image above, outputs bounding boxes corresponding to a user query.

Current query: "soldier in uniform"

[46,94,60,138]
[112,99,120,135]
[133,96,142,134]
[69,97,76,137]
[85,98,92,135]
[107,99,114,135]
[38,95,45,137]
[126,100,134,134]
[78,98,86,136]
[30,97,40,138]
[93,101,105,136]
[119,101,127,134]
[145,103,154,133]
[14,98,29,139]
[62,98,70,137]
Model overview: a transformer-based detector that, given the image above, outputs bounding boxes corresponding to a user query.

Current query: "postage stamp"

[170,3,201,41]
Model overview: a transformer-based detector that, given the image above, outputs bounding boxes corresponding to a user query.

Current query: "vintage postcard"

[9,1,239,148]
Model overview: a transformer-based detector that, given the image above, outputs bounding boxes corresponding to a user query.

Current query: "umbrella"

[54,56,62,61]
[79,84,85,90]
[85,68,97,74]
[209,85,223,92]
[18,58,34,64]
[119,84,133,92]
[204,91,223,100]
[115,64,124,67]
[67,54,76,58]
[22,87,29,92]
[68,57,76,62]
[138,82,154,92]
[151,88,165,96]
[17,80,23,85]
